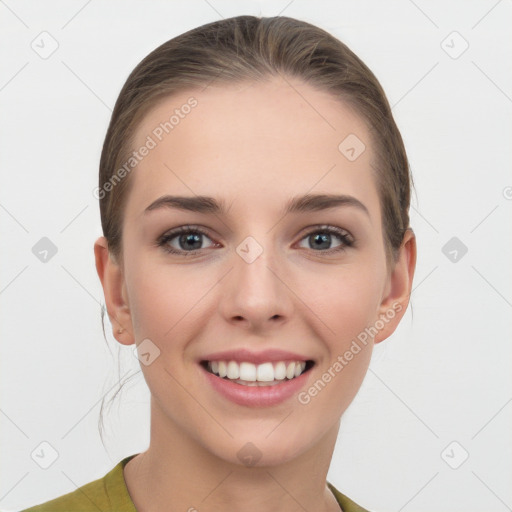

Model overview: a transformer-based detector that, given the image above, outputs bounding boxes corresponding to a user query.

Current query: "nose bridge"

[221,232,291,326]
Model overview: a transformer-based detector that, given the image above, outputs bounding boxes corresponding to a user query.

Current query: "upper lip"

[200,348,313,365]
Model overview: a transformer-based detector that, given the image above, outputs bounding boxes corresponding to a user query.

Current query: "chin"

[205,427,319,469]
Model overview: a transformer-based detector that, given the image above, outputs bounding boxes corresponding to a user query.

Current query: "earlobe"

[94,236,134,346]
[374,228,417,344]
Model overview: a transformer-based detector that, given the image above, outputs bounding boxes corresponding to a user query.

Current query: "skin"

[94,75,416,512]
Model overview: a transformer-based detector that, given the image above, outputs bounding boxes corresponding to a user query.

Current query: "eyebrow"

[144,193,369,217]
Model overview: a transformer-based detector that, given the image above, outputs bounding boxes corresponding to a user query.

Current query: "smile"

[202,360,314,386]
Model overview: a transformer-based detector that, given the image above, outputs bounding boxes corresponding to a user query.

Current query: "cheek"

[302,261,384,341]
[290,269,380,447]
[124,255,215,343]
[124,255,177,338]
[297,261,383,395]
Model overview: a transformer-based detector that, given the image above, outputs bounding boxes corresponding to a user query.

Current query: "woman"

[23,14,416,512]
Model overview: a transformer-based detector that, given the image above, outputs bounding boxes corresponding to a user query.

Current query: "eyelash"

[156,225,355,256]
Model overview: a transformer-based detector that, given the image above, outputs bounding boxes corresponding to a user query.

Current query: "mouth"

[200,359,316,387]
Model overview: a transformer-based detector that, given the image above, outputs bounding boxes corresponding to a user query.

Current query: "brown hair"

[97,14,413,442]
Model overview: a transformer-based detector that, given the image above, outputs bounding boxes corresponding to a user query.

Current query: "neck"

[124,398,342,512]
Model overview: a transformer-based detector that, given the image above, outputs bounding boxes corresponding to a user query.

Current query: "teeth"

[206,360,309,383]
[227,361,239,379]
[274,361,287,380]
[286,362,295,379]
[218,361,227,378]
[239,362,257,381]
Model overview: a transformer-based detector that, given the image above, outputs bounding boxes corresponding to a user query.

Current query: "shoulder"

[327,481,372,512]
[20,455,138,512]
[20,477,109,512]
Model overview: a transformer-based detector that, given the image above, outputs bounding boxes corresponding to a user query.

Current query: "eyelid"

[297,224,353,242]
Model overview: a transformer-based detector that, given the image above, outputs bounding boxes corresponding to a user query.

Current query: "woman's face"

[100,76,412,466]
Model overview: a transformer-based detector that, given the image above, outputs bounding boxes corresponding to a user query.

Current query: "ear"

[94,236,134,346]
[373,228,417,344]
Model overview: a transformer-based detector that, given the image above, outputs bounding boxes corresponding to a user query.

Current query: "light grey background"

[1,1,511,511]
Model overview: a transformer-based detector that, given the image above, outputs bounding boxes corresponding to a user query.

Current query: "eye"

[297,226,354,253]
[157,226,217,255]
[157,224,354,256]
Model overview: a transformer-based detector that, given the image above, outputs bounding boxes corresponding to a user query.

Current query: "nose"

[218,239,293,332]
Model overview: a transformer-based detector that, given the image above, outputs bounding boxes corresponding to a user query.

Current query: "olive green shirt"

[21,454,370,511]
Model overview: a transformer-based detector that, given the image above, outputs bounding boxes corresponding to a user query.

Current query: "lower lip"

[201,364,312,407]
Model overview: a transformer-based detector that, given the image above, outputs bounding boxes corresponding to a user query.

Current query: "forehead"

[125,76,380,223]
